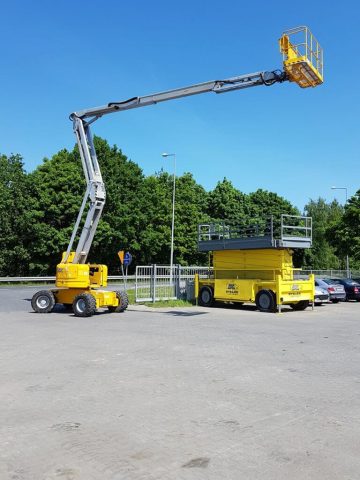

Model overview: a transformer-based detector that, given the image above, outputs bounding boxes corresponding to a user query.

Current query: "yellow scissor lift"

[195,215,315,313]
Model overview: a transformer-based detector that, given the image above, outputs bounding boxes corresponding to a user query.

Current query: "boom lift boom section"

[67,70,288,265]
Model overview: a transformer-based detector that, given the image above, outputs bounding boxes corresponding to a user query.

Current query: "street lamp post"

[162,153,176,284]
[331,186,349,277]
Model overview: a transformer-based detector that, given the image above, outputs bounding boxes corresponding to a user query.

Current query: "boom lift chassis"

[31,26,323,316]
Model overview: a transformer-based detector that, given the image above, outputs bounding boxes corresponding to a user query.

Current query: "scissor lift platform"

[198,215,312,252]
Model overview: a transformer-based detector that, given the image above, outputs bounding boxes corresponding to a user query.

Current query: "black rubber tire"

[108,291,129,313]
[290,300,310,311]
[331,299,340,304]
[255,289,276,312]
[198,286,214,307]
[31,290,56,313]
[72,293,96,317]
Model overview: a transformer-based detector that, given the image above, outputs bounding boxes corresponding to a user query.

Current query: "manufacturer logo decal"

[226,283,239,295]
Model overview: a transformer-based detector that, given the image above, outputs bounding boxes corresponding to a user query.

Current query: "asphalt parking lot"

[1,287,360,480]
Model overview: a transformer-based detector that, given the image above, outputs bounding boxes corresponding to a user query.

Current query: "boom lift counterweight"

[31,26,323,316]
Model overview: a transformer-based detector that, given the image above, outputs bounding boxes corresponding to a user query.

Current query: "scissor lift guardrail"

[198,215,312,251]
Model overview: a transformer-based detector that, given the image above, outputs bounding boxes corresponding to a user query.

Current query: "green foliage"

[247,189,299,219]
[206,178,248,223]
[137,171,208,266]
[207,180,298,224]
[87,138,145,271]
[327,191,360,269]
[303,198,343,269]
[0,154,32,275]
[1,139,355,276]
[27,148,85,273]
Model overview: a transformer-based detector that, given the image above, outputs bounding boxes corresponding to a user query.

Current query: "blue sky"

[1,0,359,210]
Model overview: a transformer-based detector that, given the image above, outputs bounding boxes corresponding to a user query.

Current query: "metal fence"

[0,275,135,284]
[135,265,211,303]
[2,268,360,304]
[295,270,360,279]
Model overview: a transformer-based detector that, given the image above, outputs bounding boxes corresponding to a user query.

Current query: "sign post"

[118,251,132,290]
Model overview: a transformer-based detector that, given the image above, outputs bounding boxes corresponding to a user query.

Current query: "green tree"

[136,172,170,265]
[303,198,343,269]
[27,148,85,273]
[87,138,144,272]
[206,178,248,223]
[0,154,32,276]
[171,172,208,265]
[27,137,145,274]
[327,191,360,270]
[247,189,299,219]
[137,171,208,266]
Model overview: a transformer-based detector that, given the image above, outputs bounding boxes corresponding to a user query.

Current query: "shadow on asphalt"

[161,311,207,317]
[24,297,328,317]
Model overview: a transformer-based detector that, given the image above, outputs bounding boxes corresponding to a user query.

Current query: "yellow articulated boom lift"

[195,215,315,313]
[31,26,323,317]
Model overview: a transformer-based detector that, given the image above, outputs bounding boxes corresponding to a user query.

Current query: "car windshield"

[321,279,333,285]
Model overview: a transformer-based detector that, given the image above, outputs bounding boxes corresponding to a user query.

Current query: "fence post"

[135,266,138,302]
[176,264,181,299]
[152,264,157,303]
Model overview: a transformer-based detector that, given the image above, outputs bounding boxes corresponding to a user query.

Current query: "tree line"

[0,137,359,276]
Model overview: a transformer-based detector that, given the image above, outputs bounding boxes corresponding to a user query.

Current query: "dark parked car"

[315,278,346,303]
[330,278,360,301]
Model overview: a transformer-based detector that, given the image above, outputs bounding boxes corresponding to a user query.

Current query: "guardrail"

[1,269,359,285]
[0,275,136,283]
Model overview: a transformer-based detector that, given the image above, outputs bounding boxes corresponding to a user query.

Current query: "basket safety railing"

[279,26,323,87]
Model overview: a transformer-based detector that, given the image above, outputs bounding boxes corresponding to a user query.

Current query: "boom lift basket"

[279,26,323,88]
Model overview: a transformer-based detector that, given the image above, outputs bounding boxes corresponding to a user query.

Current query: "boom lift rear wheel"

[31,290,56,313]
[72,293,97,317]
[255,289,276,313]
[108,291,129,313]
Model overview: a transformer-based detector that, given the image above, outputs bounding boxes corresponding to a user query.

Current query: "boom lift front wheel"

[72,293,97,317]
[255,289,276,313]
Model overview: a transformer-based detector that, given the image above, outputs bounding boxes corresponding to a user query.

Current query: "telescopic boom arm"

[71,70,286,122]
[65,70,287,264]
